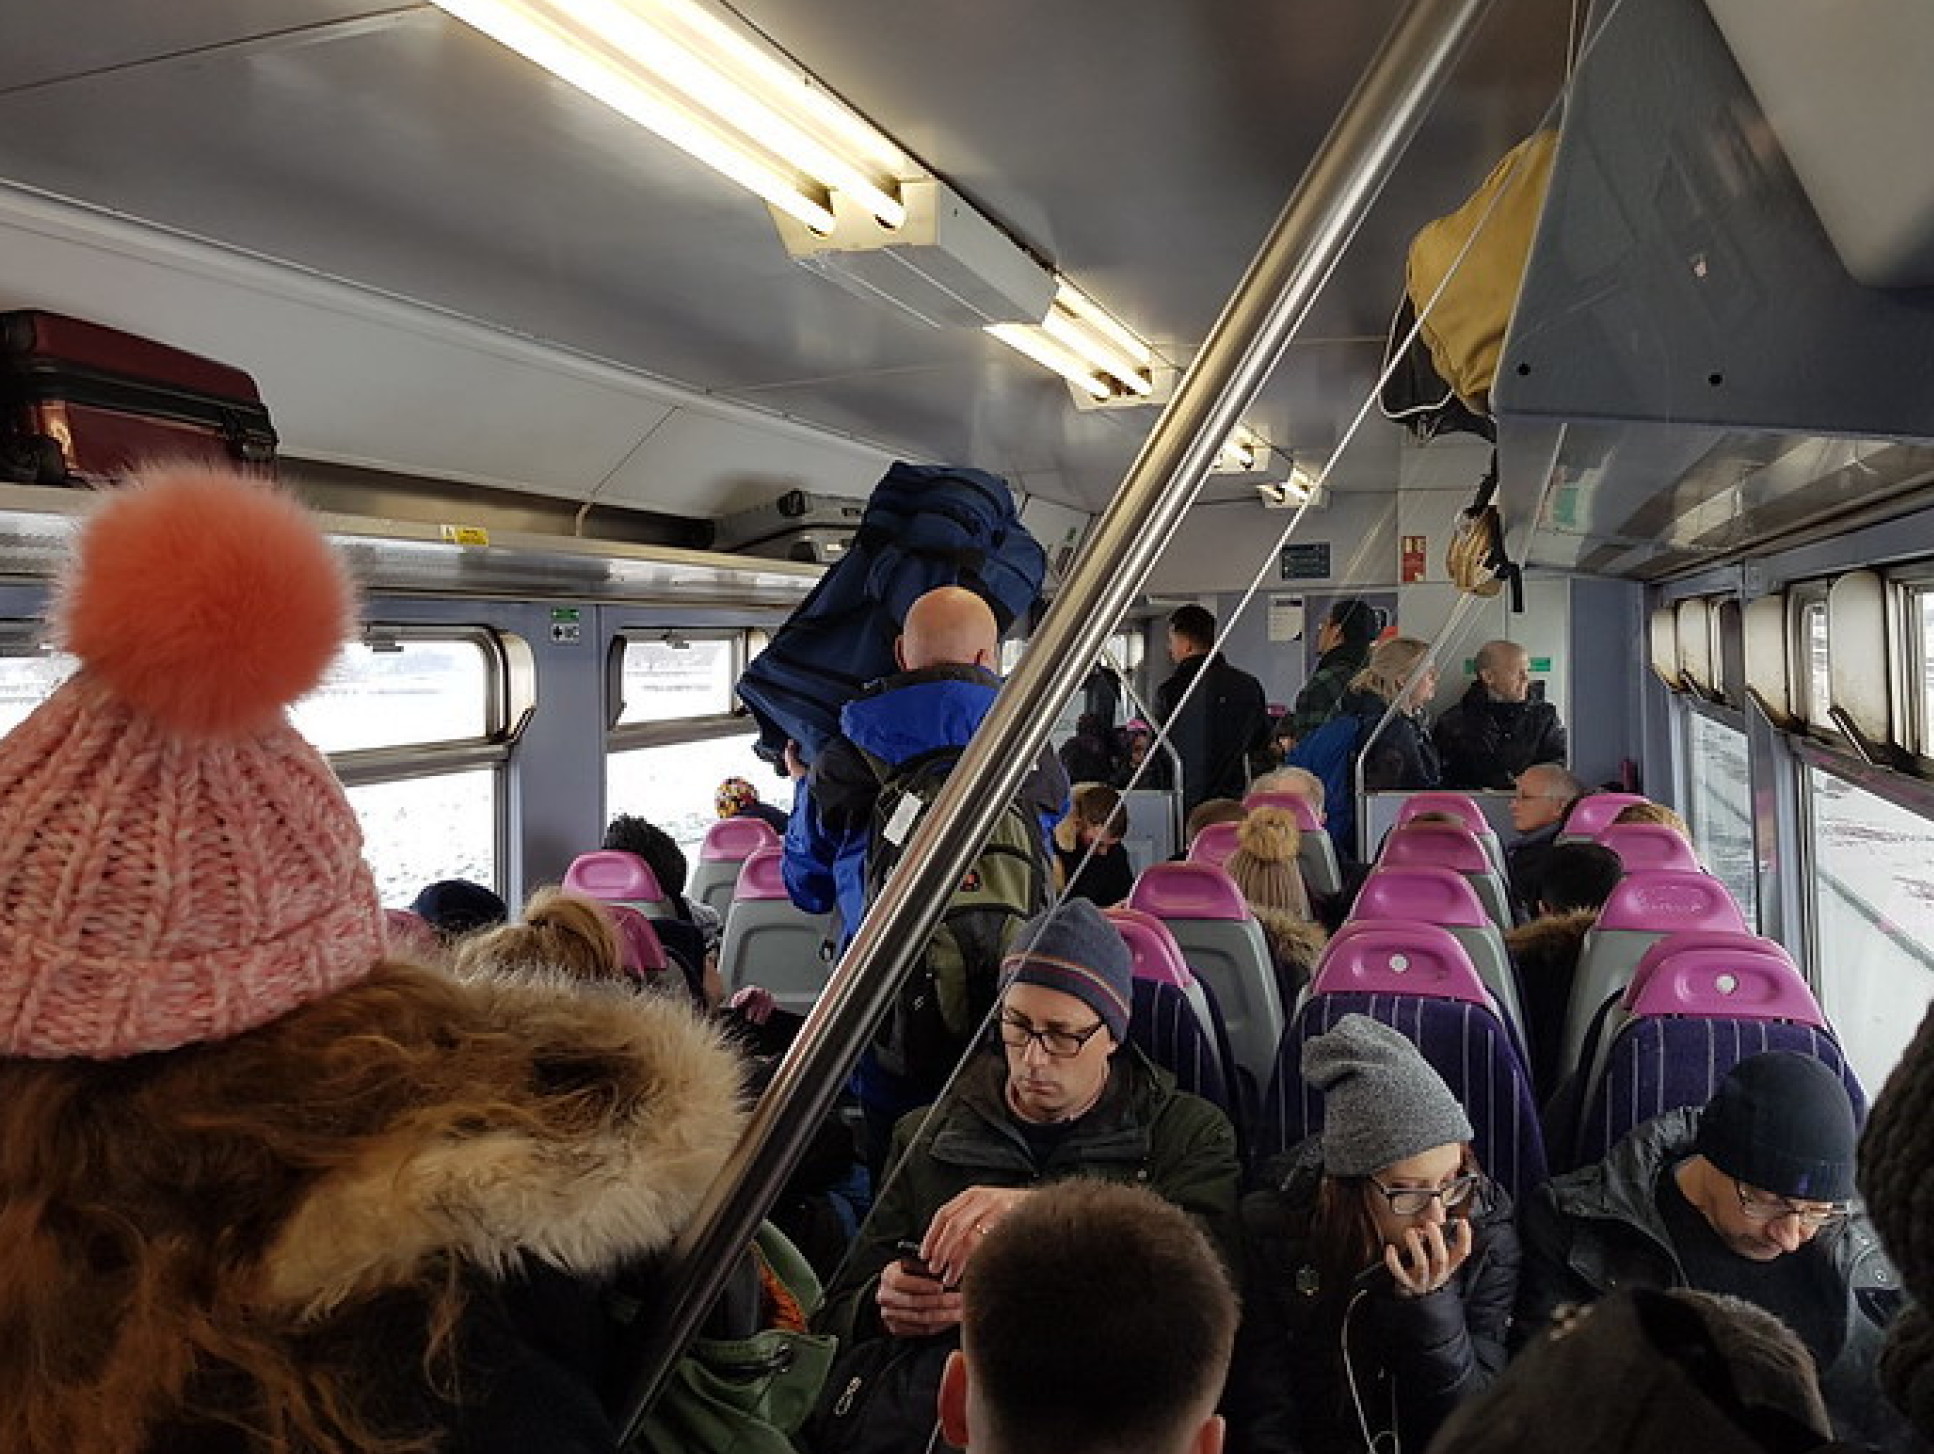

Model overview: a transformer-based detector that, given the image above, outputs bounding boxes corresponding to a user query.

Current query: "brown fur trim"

[1254,907,1328,982]
[1505,908,1597,961]
[260,969,745,1316]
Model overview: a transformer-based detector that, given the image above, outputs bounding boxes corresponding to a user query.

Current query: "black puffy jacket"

[1433,681,1567,791]
[1225,1141,1520,1454]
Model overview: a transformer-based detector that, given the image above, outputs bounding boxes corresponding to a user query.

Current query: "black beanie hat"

[1695,1052,1857,1204]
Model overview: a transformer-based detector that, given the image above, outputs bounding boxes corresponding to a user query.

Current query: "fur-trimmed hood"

[1254,906,1328,990]
[261,966,746,1316]
[1506,908,1597,964]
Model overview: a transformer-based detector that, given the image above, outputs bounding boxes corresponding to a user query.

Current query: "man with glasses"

[817,899,1240,1447]
[1504,762,1584,920]
[1519,1052,1914,1449]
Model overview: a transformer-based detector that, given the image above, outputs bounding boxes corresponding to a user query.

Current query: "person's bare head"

[940,1180,1236,1454]
[1476,641,1531,703]
[897,586,999,673]
[1510,763,1584,835]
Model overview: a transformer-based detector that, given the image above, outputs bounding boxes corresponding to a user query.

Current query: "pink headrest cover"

[384,908,441,958]
[608,904,670,974]
[701,815,780,862]
[1104,907,1196,989]
[1380,824,1490,874]
[1596,823,1703,873]
[1128,862,1252,922]
[563,850,668,905]
[1352,868,1489,928]
[1597,872,1746,933]
[1628,930,1793,999]
[1626,944,1824,1026]
[1189,822,1242,868]
[734,846,790,901]
[1560,793,1649,839]
[1244,792,1324,833]
[1397,793,1492,834]
[1311,921,1493,1007]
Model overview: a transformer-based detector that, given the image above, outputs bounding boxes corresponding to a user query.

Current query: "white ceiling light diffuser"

[428,0,920,234]
[988,281,1161,403]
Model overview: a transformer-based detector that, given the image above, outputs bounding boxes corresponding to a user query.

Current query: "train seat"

[1569,936,1863,1169]
[1188,820,1242,869]
[717,847,835,1014]
[1127,861,1285,1095]
[1378,824,1513,932]
[1396,792,1506,874]
[562,850,676,918]
[1595,822,1703,874]
[1129,978,1237,1134]
[1105,905,1237,1087]
[1559,870,1747,1076]
[1259,922,1547,1201]
[607,903,672,977]
[1350,867,1525,1040]
[1556,792,1650,843]
[690,816,781,918]
[1245,791,1342,898]
[383,907,440,960]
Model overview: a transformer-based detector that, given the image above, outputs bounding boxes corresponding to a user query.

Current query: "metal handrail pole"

[617,0,1497,1432]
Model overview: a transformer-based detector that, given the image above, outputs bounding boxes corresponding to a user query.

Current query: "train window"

[607,737,791,859]
[613,633,740,725]
[1741,595,1796,726]
[1676,598,1714,693]
[289,634,499,753]
[1826,571,1892,747]
[1913,587,1934,759]
[1685,709,1759,924]
[0,640,74,736]
[1805,765,1934,1087]
[346,770,499,908]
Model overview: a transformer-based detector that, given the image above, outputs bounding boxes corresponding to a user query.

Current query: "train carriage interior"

[4,0,1934,1445]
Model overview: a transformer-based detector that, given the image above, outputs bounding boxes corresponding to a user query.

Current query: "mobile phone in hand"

[895,1238,938,1280]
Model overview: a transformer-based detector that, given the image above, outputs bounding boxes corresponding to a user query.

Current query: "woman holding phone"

[1225,1015,1519,1454]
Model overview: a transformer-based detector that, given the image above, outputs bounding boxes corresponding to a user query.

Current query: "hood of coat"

[1254,907,1328,980]
[1506,908,1598,962]
[258,968,746,1318]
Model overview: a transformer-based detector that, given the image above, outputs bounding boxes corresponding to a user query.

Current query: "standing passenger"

[1283,599,1381,749]
[1432,639,1568,790]
[1226,1015,1518,1454]
[1338,636,1442,791]
[1154,604,1271,814]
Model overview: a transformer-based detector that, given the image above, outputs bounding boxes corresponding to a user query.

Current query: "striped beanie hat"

[0,467,384,1060]
[1000,899,1133,1041]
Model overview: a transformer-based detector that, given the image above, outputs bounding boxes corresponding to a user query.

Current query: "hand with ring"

[920,1185,1033,1286]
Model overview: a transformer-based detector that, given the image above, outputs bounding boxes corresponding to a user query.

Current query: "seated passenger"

[1176,795,1248,859]
[1505,764,1586,918]
[1117,715,1173,791]
[410,876,509,943]
[1227,1014,1518,1454]
[1432,639,1568,791]
[1250,765,1327,822]
[1519,1053,1917,1450]
[603,811,723,963]
[1052,781,1136,907]
[1057,711,1122,786]
[1433,1288,1842,1454]
[1337,636,1442,791]
[1224,807,1326,1001]
[1505,841,1625,1100]
[716,773,792,834]
[0,468,744,1454]
[455,885,630,986]
[938,1180,1237,1454]
[1860,1002,1934,1446]
[1614,799,1691,837]
[817,901,1240,1442]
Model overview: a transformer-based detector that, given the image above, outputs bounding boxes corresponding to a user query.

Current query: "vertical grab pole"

[618,0,1498,1433]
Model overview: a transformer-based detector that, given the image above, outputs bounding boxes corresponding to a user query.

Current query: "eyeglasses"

[997,1012,1107,1059]
[1733,1179,1846,1230]
[1368,1173,1481,1217]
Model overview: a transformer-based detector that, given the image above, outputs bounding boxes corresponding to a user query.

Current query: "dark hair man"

[1505,841,1624,1100]
[1154,604,1270,814]
[1283,598,1380,746]
[938,1180,1238,1454]
[1434,639,1568,791]
[1519,1052,1916,1450]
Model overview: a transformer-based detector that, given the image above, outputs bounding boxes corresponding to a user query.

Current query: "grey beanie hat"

[1001,899,1134,1041]
[1302,1014,1474,1177]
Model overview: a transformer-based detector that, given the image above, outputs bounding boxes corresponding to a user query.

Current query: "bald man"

[782,585,1068,1162]
[1433,639,1567,791]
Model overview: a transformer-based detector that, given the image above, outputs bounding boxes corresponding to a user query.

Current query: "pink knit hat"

[0,467,385,1059]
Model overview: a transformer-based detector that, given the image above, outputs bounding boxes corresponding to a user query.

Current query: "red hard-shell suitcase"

[0,311,278,485]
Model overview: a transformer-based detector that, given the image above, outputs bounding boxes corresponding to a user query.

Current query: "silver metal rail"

[616,0,1498,1432]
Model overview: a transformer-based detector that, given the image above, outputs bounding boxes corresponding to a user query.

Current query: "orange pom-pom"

[58,467,353,739]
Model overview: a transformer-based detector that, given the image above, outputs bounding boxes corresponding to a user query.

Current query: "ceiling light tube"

[986,324,1111,401]
[431,0,913,231]
[1054,283,1153,368]
[1040,309,1155,396]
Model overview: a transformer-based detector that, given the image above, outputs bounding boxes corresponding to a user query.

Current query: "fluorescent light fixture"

[988,279,1157,400]
[1256,463,1325,508]
[429,0,919,233]
[1215,426,1268,475]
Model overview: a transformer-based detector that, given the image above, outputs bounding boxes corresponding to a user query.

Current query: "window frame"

[322,624,521,787]
[1786,583,1833,740]
[605,628,757,751]
[1678,693,1760,929]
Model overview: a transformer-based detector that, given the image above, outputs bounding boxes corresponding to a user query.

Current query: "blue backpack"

[736,462,1045,767]
[1286,713,1363,857]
